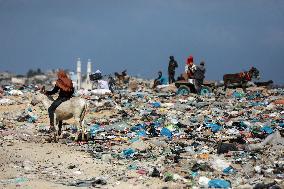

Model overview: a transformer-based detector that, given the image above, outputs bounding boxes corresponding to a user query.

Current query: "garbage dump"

[0,80,283,189]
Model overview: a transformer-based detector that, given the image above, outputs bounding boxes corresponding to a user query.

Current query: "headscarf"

[56,70,73,92]
[187,55,194,65]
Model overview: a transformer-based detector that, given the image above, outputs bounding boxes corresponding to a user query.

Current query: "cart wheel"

[200,86,212,95]
[177,85,191,95]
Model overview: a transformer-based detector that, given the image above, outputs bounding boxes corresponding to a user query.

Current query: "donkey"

[31,91,88,141]
[223,67,260,92]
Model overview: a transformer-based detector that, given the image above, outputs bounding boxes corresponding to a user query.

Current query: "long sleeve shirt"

[46,85,74,98]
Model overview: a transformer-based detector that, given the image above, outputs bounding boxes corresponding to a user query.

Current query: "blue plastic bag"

[27,115,37,123]
[206,123,222,133]
[151,102,161,108]
[137,130,147,137]
[223,166,236,174]
[123,148,135,158]
[232,91,244,99]
[160,128,173,139]
[89,124,103,137]
[208,179,231,188]
[261,126,274,134]
[131,124,146,132]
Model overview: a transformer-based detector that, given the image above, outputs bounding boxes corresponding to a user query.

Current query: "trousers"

[195,79,204,94]
[48,97,69,126]
[168,71,175,84]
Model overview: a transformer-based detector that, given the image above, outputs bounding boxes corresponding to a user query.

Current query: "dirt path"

[0,137,180,189]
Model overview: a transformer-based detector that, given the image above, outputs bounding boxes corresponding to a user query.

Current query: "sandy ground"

[0,95,184,189]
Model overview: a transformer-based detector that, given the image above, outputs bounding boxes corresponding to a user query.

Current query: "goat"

[31,91,88,141]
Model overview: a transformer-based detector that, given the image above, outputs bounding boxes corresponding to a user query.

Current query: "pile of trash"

[74,86,283,188]
[1,80,284,188]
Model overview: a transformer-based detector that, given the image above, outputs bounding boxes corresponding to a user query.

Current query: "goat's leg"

[74,118,82,141]
[58,121,62,136]
[80,119,86,141]
[241,81,247,93]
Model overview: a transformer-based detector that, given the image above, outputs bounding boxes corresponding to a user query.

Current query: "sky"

[0,0,283,83]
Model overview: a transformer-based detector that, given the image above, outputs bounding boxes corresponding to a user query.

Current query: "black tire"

[177,85,191,95]
[200,86,212,95]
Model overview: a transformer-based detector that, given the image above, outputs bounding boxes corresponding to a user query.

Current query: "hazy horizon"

[0,0,283,83]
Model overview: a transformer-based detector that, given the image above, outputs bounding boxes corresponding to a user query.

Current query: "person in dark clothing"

[45,70,74,131]
[168,56,178,84]
[194,61,206,94]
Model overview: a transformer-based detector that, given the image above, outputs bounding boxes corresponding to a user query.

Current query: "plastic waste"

[211,156,231,172]
[130,124,146,132]
[260,126,274,134]
[122,148,135,158]
[27,115,37,123]
[198,176,210,188]
[127,164,138,170]
[89,124,104,137]
[151,102,161,108]
[150,167,160,177]
[106,122,130,131]
[232,91,244,99]
[217,142,238,154]
[208,179,231,188]
[246,130,284,151]
[164,172,174,182]
[160,127,173,139]
[223,166,236,174]
[136,130,146,137]
[206,123,222,133]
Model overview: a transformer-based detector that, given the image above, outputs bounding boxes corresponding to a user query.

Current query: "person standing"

[168,56,178,84]
[185,55,196,79]
[194,61,206,93]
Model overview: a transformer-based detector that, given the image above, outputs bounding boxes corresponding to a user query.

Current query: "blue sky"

[0,0,283,83]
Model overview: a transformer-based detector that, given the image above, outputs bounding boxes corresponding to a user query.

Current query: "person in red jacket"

[185,55,196,79]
